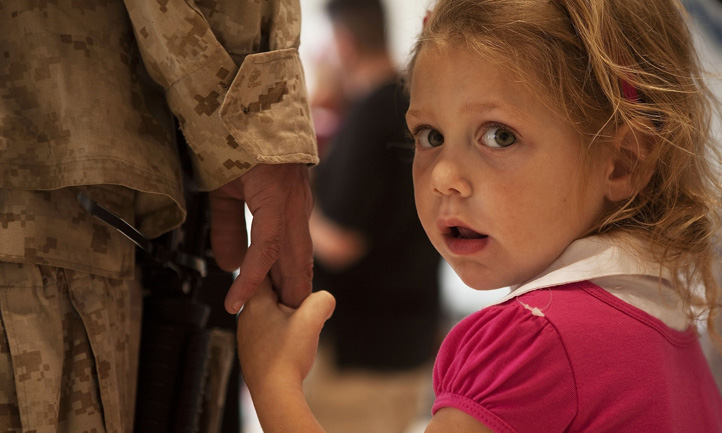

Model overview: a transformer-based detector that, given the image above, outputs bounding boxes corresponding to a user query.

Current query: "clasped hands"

[209,162,316,313]
[210,162,335,397]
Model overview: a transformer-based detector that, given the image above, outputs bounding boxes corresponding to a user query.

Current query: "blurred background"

[298,0,427,97]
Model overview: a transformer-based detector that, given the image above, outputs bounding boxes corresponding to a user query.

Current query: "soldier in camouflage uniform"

[0,1,318,432]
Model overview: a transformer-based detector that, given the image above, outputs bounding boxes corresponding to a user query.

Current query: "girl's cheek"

[412,157,430,187]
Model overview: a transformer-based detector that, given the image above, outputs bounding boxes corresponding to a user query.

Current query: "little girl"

[236,0,722,431]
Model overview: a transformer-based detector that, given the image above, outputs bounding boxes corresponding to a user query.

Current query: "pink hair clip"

[620,77,639,102]
[554,0,639,102]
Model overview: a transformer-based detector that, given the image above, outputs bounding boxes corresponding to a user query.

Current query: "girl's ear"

[604,121,655,203]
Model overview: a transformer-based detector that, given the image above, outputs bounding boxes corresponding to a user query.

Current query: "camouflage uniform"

[0,1,317,432]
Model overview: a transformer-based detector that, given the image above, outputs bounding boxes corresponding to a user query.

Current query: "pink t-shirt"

[432,281,722,432]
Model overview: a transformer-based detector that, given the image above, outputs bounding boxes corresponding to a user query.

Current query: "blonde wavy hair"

[407,0,722,341]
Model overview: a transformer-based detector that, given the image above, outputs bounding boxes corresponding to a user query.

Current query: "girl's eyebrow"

[460,101,528,120]
[406,108,423,118]
[460,101,500,114]
[405,108,433,125]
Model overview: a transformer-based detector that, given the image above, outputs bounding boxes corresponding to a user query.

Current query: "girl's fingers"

[295,290,336,335]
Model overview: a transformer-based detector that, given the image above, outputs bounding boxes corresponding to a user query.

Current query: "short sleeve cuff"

[433,393,517,433]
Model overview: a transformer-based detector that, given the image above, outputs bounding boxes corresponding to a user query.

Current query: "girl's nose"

[430,153,472,198]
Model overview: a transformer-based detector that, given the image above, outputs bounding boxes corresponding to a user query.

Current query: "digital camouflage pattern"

[0,188,136,280]
[0,261,142,433]
[0,0,317,248]
[0,0,317,431]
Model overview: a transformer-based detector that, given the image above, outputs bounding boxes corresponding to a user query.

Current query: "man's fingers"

[272,222,313,307]
[225,243,276,313]
[269,168,314,308]
[219,163,315,313]
[275,273,313,309]
[225,204,285,313]
[241,278,278,311]
[209,191,248,271]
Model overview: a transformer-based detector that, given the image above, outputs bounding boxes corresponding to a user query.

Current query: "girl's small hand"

[236,278,335,398]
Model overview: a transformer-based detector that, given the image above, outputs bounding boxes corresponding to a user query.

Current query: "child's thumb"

[296,290,336,334]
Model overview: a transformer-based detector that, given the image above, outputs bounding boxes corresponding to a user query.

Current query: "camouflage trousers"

[0,262,141,433]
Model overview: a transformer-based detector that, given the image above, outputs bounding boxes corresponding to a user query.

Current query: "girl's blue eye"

[418,128,444,148]
[482,126,516,148]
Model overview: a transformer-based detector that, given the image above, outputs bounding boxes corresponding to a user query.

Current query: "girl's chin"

[453,271,515,292]
[445,257,539,292]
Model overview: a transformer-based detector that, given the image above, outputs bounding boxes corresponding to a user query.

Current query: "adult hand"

[209,163,314,313]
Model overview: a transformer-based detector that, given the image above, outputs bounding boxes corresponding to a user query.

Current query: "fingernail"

[232,302,243,313]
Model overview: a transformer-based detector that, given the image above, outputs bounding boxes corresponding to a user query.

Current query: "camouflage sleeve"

[123,0,318,191]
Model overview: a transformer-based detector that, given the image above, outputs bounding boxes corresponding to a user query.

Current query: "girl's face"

[408,45,612,291]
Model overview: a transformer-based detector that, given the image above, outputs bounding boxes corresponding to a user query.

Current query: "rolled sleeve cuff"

[164,45,253,191]
[165,45,317,191]
[219,48,318,166]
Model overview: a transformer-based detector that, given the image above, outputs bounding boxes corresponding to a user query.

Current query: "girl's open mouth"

[450,226,488,240]
[444,226,490,255]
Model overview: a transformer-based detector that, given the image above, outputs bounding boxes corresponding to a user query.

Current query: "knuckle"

[258,240,282,266]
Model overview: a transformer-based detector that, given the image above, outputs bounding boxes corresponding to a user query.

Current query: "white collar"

[485,235,688,330]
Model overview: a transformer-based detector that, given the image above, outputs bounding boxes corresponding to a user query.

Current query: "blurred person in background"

[308,51,351,159]
[306,0,442,432]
